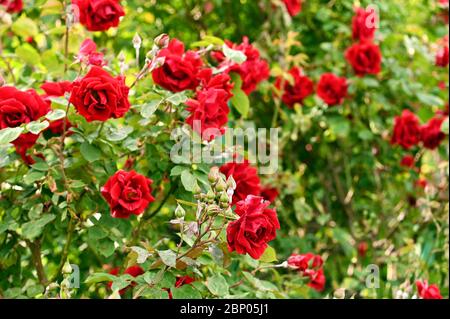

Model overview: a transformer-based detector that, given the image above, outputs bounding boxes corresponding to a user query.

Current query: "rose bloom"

[226,195,280,259]
[275,67,314,108]
[69,66,130,122]
[357,242,369,257]
[287,253,326,292]
[260,186,279,203]
[77,39,105,66]
[0,86,50,162]
[214,37,270,95]
[283,0,302,17]
[352,7,377,42]
[317,73,348,106]
[420,116,446,149]
[0,0,22,13]
[166,276,195,299]
[220,160,261,205]
[185,88,230,141]
[416,280,443,299]
[41,81,73,97]
[101,170,155,218]
[108,265,144,295]
[345,42,382,76]
[152,39,204,92]
[400,155,415,168]
[390,110,421,149]
[198,70,234,100]
[436,45,449,67]
[72,0,125,32]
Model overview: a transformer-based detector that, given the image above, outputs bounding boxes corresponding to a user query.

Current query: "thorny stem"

[26,239,48,286]
[50,218,76,283]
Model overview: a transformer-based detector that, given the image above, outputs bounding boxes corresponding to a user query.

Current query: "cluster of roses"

[152,36,269,141]
[287,253,326,292]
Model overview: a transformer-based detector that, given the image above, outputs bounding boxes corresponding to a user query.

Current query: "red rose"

[226,195,280,259]
[357,242,369,257]
[220,160,261,205]
[420,116,446,149]
[436,45,449,67]
[77,39,105,66]
[275,67,314,108]
[317,73,348,106]
[416,280,442,299]
[390,110,421,149]
[152,39,203,92]
[287,253,323,272]
[260,186,279,203]
[69,66,130,122]
[308,268,326,292]
[0,86,50,161]
[216,37,270,95]
[352,7,377,42]
[415,178,428,189]
[282,0,302,17]
[41,81,73,97]
[108,265,144,295]
[186,88,230,141]
[345,42,382,76]
[400,155,415,168]
[46,119,74,136]
[72,0,125,32]
[287,253,326,292]
[0,0,22,13]
[101,170,155,218]
[198,70,234,99]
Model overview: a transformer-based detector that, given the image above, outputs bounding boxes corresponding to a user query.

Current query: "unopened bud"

[226,175,236,190]
[193,184,202,194]
[206,190,215,200]
[133,33,142,49]
[118,51,126,63]
[219,202,229,209]
[175,205,185,218]
[215,177,227,192]
[154,33,170,48]
[219,192,229,204]
[208,166,220,183]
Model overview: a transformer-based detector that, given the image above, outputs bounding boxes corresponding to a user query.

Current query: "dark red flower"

[220,160,261,205]
[77,39,105,66]
[0,86,50,162]
[400,155,415,168]
[69,66,130,122]
[282,0,302,17]
[41,81,73,97]
[436,45,449,68]
[345,42,382,76]
[357,242,369,257]
[420,116,446,149]
[198,70,234,99]
[390,110,421,149]
[101,170,155,218]
[0,0,22,13]
[216,37,269,95]
[72,0,125,32]
[152,39,203,92]
[166,275,195,299]
[416,280,442,299]
[287,253,326,292]
[352,7,377,42]
[226,195,280,259]
[260,186,279,203]
[317,73,348,106]
[186,88,230,141]
[275,67,314,108]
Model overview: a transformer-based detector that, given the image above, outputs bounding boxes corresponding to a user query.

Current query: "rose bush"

[0,0,448,300]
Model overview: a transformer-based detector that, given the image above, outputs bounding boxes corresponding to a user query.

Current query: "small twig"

[26,239,48,286]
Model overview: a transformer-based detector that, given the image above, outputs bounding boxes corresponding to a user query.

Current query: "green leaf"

[166,92,188,106]
[31,161,49,172]
[417,93,443,107]
[105,126,134,142]
[45,109,66,121]
[222,44,247,64]
[181,170,198,192]
[441,118,449,135]
[22,214,56,240]
[85,273,117,284]
[170,165,187,176]
[0,127,24,145]
[230,89,250,118]
[172,284,202,299]
[328,117,350,138]
[140,100,160,118]
[16,44,41,65]
[12,16,38,38]
[80,142,102,162]
[97,238,116,258]
[24,170,46,184]
[131,246,152,264]
[26,121,49,135]
[157,249,177,268]
[205,274,229,297]
[259,245,277,263]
